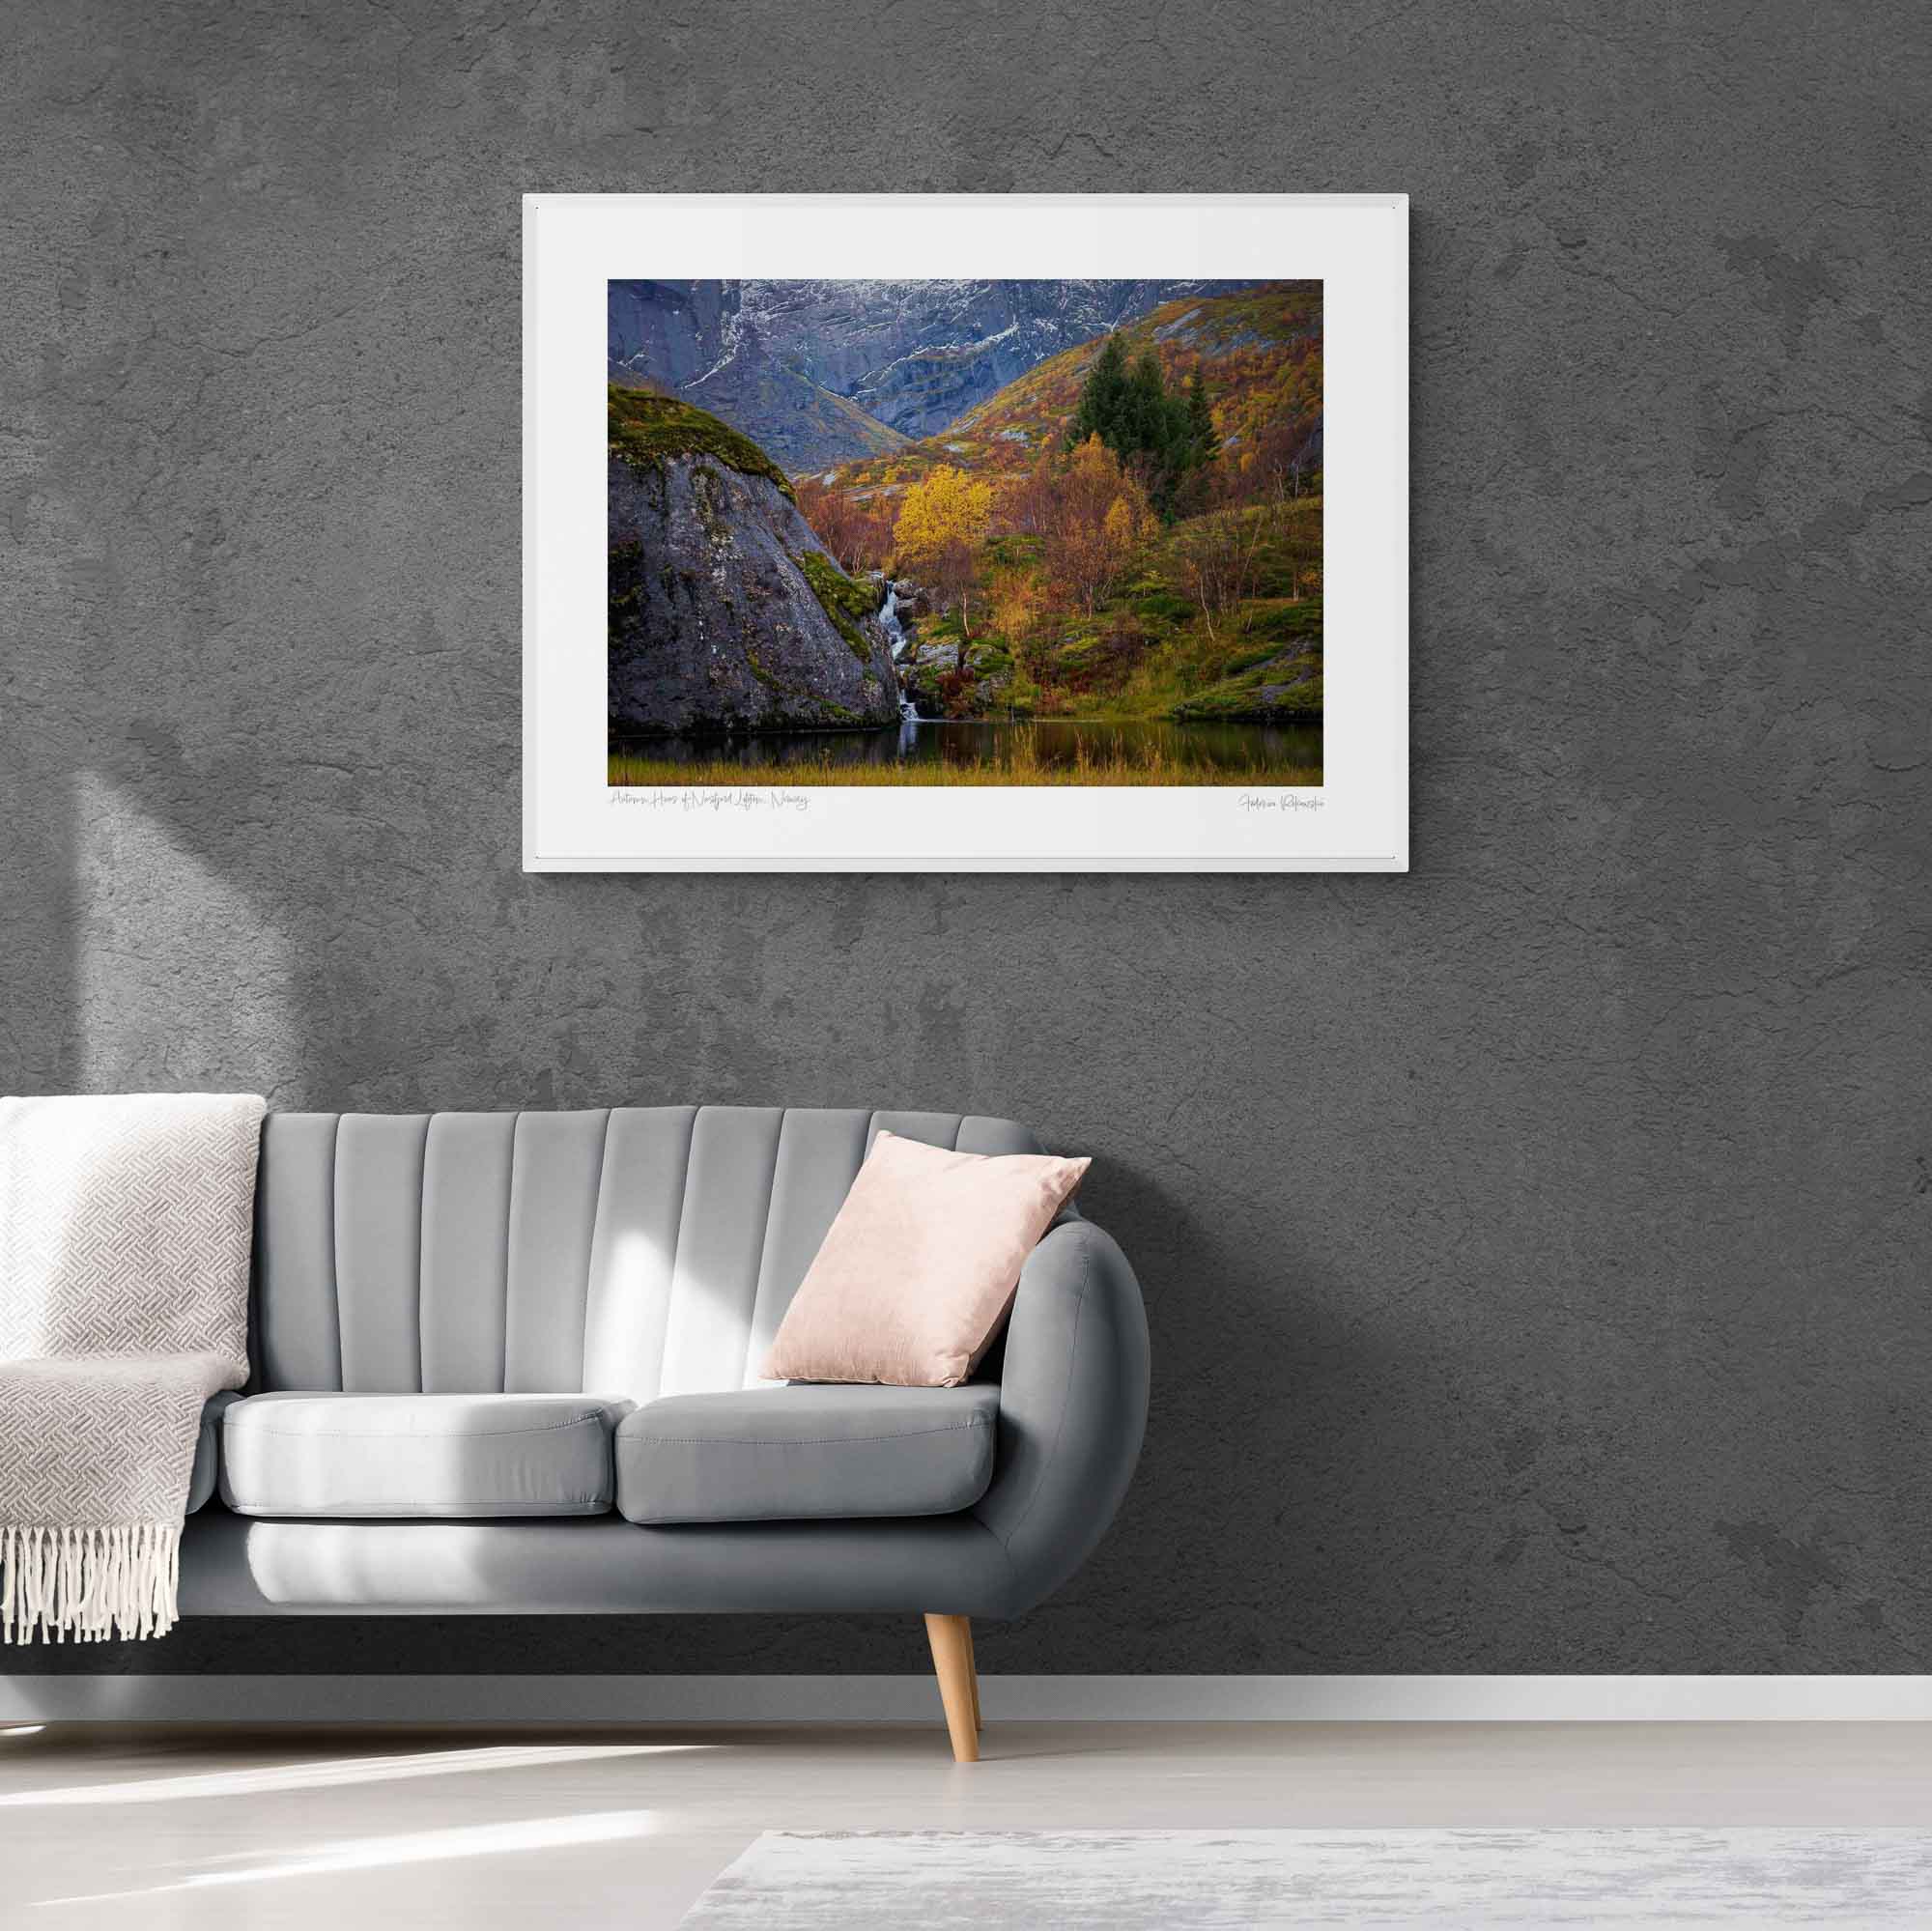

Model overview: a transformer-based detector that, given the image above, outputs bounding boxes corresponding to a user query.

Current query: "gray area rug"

[679,1830,1932,1926]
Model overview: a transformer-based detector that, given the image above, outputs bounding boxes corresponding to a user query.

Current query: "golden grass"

[609,733,1320,789]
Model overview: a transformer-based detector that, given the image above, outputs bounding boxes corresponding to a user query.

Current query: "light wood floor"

[3,1721,1930,1928]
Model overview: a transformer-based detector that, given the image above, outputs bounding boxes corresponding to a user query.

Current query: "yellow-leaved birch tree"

[894,465,994,647]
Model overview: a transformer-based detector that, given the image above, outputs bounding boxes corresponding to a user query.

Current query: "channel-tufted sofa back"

[252,1107,1046,1400]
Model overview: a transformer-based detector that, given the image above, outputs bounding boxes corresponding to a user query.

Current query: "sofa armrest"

[187,1390,242,1516]
[972,1218,1150,1617]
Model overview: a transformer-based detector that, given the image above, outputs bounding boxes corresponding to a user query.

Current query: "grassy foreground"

[609,738,1320,789]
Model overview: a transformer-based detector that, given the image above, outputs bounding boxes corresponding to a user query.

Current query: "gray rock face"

[608,456,900,738]
[607,280,746,390]
[609,279,1246,469]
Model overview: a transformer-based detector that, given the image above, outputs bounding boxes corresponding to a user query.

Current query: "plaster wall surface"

[2,0,1927,1677]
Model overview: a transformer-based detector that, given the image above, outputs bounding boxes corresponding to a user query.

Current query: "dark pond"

[617,717,1321,782]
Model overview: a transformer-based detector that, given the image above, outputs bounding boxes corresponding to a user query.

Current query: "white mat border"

[7,1675,1931,1724]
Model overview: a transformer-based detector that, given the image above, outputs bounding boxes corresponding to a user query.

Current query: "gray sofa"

[179,1106,1150,1760]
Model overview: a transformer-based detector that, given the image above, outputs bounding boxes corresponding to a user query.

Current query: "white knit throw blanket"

[0,1093,265,1643]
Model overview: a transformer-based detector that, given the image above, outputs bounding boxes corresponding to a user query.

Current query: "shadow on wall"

[14,772,1378,1678]
[1096,1155,1469,1674]
[5,747,76,1096]
[27,772,1334,1674]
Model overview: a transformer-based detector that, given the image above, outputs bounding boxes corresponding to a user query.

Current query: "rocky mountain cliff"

[607,388,900,738]
[608,279,1244,470]
[826,282,1323,497]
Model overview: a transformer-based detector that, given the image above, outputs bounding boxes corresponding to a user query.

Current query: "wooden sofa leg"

[966,1622,981,1733]
[923,1613,980,1762]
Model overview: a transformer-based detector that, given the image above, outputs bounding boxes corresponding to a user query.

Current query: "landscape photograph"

[607,277,1322,786]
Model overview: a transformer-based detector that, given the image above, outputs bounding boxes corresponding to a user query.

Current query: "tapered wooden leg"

[923,1613,980,1762]
[965,1623,981,1732]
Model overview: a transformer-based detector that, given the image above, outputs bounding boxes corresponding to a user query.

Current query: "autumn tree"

[990,569,1053,683]
[796,477,893,576]
[1042,436,1151,615]
[1172,505,1272,639]
[1240,410,1321,507]
[894,465,993,639]
[1006,454,1059,537]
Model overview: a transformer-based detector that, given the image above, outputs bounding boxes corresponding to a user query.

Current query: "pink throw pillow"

[760,1130,1091,1388]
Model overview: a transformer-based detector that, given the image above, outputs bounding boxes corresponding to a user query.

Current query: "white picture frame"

[524,193,1407,872]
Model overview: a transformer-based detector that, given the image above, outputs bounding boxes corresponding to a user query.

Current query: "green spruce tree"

[1066,332,1220,518]
[1066,335,1131,449]
[1185,367,1215,465]
[1127,351,1169,457]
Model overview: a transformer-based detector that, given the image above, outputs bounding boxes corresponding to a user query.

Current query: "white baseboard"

[6,1675,1931,1724]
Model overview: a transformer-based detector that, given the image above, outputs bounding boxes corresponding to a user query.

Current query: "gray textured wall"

[4,0,1928,1680]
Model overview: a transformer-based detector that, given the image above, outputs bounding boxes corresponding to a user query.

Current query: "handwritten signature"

[611,789,811,814]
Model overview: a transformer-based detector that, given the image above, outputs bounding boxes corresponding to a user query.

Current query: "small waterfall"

[875,580,923,724]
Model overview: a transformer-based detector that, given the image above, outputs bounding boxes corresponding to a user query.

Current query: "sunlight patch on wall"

[72,771,295,1090]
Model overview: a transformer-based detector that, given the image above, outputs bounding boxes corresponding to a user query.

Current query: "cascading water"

[876,581,923,725]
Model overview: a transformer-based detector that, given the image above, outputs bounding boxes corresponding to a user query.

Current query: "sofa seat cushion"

[615,1384,999,1526]
[220,1393,631,1520]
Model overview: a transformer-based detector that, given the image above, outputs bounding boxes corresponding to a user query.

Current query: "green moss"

[608,384,796,502]
[742,645,862,722]
[609,539,644,639]
[1170,683,1323,722]
[1171,648,1323,722]
[1135,591,1195,626]
[793,549,877,663]
[690,464,732,543]
[1242,598,1324,645]
[985,533,1043,570]
[744,646,812,701]
[747,654,803,696]
[1225,641,1285,678]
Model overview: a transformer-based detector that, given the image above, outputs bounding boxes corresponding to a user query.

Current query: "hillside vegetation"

[816,283,1319,495]
[791,282,1323,726]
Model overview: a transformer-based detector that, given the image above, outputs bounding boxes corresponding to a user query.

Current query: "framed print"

[523,193,1407,871]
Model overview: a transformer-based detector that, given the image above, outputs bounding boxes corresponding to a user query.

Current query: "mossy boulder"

[608,437,899,739]
[793,551,880,663]
[608,384,797,503]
